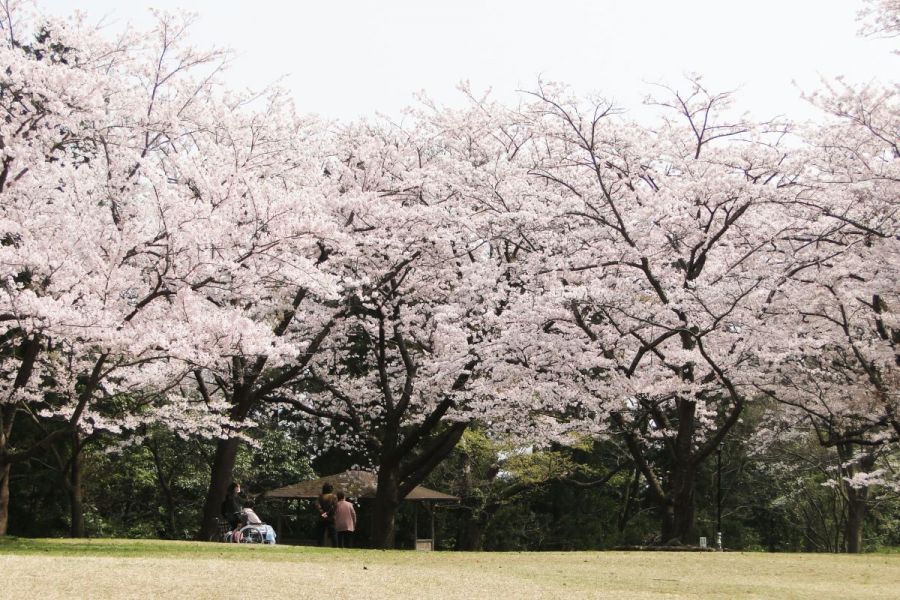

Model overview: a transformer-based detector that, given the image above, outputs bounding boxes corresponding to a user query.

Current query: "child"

[333,491,357,548]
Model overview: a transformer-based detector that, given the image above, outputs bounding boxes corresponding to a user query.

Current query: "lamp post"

[716,443,723,551]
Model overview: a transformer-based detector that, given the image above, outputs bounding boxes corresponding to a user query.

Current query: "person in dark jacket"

[221,482,244,530]
[316,482,338,547]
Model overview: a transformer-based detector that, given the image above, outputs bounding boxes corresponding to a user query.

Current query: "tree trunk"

[618,468,641,533]
[454,449,483,550]
[69,433,85,538]
[669,460,696,544]
[0,462,10,536]
[197,436,241,541]
[164,497,178,539]
[157,470,178,539]
[846,485,869,554]
[663,399,698,544]
[148,441,178,538]
[372,466,401,549]
[0,403,15,537]
[456,509,490,551]
[162,482,178,539]
[0,338,40,537]
[843,451,875,554]
[660,502,675,543]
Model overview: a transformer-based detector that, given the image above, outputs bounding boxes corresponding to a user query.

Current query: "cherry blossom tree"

[0,5,340,536]
[264,99,549,548]
[752,22,898,551]
[509,79,808,544]
[161,83,349,540]
[859,0,900,44]
[0,4,199,535]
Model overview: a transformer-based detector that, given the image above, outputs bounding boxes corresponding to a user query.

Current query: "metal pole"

[716,444,722,550]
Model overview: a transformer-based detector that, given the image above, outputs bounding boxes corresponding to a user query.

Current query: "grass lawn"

[1,538,899,599]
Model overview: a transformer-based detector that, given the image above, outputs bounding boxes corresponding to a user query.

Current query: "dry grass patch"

[1,539,898,599]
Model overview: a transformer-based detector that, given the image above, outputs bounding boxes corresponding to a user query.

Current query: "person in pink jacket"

[333,491,357,548]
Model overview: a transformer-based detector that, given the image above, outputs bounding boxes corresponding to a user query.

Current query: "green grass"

[0,536,319,560]
[2,537,899,599]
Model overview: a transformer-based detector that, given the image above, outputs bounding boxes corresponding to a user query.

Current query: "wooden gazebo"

[264,470,458,549]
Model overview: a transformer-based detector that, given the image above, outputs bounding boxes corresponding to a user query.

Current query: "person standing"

[334,491,357,548]
[316,482,338,547]
[221,482,244,531]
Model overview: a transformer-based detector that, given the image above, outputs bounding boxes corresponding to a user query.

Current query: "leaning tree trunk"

[372,466,401,549]
[198,436,241,541]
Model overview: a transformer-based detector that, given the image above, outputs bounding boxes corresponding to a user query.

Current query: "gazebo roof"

[264,469,458,502]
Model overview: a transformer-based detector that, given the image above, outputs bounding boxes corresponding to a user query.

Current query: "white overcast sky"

[40,0,898,122]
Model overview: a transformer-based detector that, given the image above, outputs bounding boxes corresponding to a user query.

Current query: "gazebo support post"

[413,501,418,548]
[429,502,435,549]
